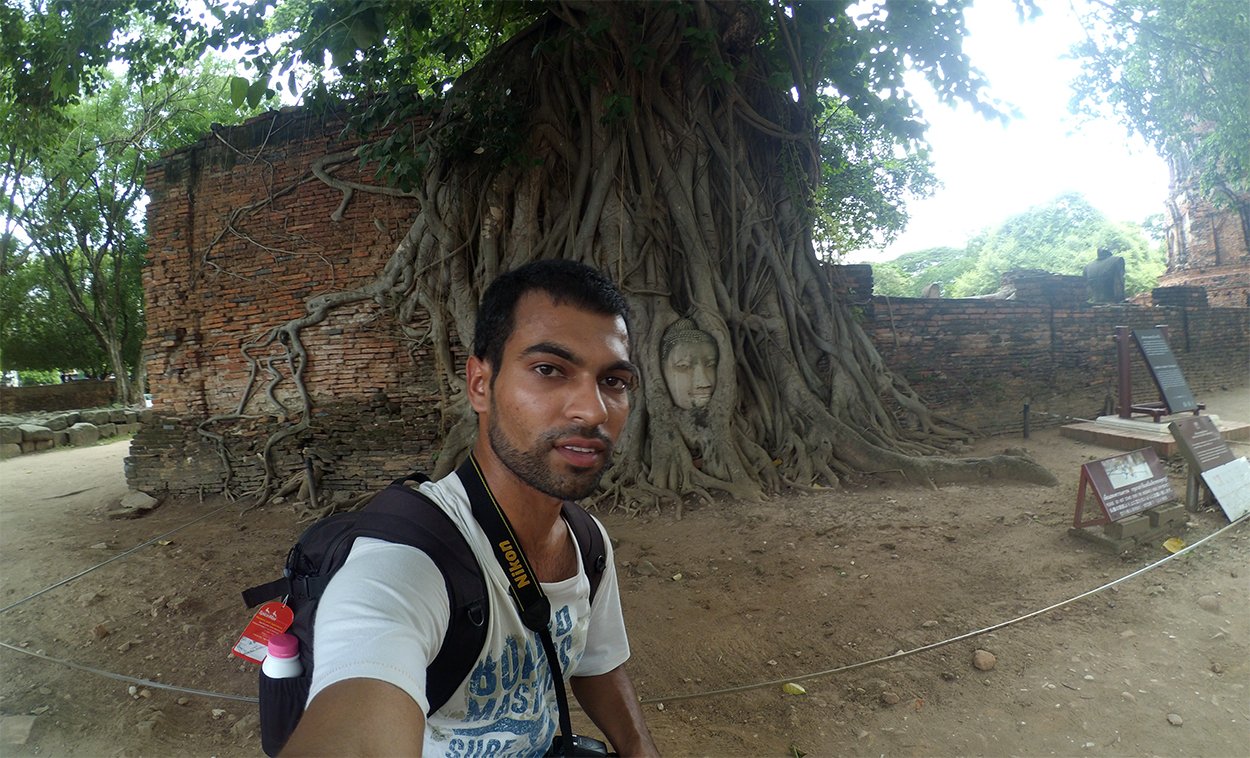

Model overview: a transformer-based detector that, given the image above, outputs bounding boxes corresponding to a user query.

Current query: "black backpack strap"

[353,485,489,716]
[560,503,607,603]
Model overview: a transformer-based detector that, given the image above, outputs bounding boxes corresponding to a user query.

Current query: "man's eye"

[535,364,560,377]
[602,376,633,391]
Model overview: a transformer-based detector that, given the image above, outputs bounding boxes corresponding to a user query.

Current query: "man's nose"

[565,375,609,426]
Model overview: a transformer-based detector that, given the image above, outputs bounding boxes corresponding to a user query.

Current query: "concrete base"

[1069,503,1191,553]
[1060,413,1250,456]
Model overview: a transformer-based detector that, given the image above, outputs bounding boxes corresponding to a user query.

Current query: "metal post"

[1115,326,1132,419]
[1022,401,1031,439]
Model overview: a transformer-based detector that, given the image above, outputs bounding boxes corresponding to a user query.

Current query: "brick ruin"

[1158,152,1250,307]
[131,109,1250,498]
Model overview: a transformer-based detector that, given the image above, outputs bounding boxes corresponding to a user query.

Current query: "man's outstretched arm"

[281,678,424,757]
[571,665,660,757]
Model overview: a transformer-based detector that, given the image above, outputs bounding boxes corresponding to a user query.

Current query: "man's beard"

[487,416,614,501]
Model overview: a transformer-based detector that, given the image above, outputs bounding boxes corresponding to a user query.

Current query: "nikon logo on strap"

[498,540,532,589]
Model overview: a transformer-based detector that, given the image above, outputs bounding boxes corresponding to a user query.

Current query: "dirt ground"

[1,388,1247,757]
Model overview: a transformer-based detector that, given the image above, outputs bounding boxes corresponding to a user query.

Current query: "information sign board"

[1074,448,1176,528]
[1169,416,1237,473]
[1201,457,1250,522]
[1132,328,1197,413]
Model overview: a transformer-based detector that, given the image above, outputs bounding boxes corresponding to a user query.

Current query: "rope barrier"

[2,507,1243,707]
[0,500,237,616]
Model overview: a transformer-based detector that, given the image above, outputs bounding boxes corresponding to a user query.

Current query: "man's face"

[471,292,635,501]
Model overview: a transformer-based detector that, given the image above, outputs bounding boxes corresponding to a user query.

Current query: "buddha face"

[661,321,718,410]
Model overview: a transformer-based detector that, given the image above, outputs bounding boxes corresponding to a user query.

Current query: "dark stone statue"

[1084,247,1126,303]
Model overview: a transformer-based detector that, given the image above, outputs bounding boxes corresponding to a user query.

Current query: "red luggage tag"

[231,600,294,664]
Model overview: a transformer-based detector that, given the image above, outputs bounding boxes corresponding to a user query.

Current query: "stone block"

[34,439,54,451]
[45,414,71,431]
[20,441,36,454]
[0,443,21,459]
[1148,502,1188,530]
[19,424,53,442]
[109,409,127,423]
[98,423,117,438]
[82,409,111,425]
[0,426,20,445]
[1105,513,1152,541]
[53,430,70,446]
[124,410,139,424]
[68,422,101,446]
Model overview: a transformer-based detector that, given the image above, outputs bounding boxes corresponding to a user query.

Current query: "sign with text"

[1201,457,1250,522]
[1169,416,1237,473]
[1132,328,1197,413]
[1074,448,1176,528]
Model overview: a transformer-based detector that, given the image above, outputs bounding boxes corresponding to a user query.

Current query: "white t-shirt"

[309,472,630,757]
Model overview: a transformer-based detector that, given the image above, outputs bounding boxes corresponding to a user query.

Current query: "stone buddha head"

[660,318,718,410]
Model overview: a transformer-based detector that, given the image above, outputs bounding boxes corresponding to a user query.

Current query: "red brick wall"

[0,380,117,413]
[132,110,1250,496]
[133,108,450,496]
[1162,154,1250,307]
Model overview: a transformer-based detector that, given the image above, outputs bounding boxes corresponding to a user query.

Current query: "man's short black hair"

[472,259,632,369]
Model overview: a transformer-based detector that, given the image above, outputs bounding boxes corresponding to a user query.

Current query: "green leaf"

[229,76,249,108]
[245,80,266,109]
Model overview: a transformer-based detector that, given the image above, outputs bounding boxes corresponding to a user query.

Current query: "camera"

[546,734,610,757]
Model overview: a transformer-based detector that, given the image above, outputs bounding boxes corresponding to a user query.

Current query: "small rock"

[135,719,158,736]
[973,649,997,672]
[127,686,138,698]
[230,713,260,737]
[1119,630,1136,639]
[1167,713,1183,726]
[1121,691,1136,703]
[1083,674,1095,681]
[37,687,50,696]
[634,560,659,577]
[940,672,956,682]
[880,692,901,706]
[1,715,38,745]
[1197,595,1220,613]
[89,542,109,550]
[30,706,49,716]
[137,688,151,699]
[921,620,939,629]
[656,703,665,711]
[77,591,102,606]
[211,709,227,720]
[117,641,134,653]
[176,698,189,706]
[1210,663,1223,674]
[92,624,110,640]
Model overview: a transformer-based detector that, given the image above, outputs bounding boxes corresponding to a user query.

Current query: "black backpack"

[241,473,608,757]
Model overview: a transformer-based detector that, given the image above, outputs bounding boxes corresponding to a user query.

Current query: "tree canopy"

[1070,0,1250,200]
[947,193,1164,297]
[4,1,1061,505]
[1,58,257,401]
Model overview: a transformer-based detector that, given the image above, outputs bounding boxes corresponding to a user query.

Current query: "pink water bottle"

[261,633,302,678]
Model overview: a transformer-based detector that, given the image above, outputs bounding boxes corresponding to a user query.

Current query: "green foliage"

[878,246,975,297]
[17,369,61,386]
[1,63,247,393]
[947,193,1164,297]
[1070,0,1250,197]
[869,262,913,297]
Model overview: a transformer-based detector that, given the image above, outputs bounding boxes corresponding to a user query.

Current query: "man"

[283,260,659,756]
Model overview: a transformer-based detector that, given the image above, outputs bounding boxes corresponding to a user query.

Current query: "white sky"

[847,0,1171,263]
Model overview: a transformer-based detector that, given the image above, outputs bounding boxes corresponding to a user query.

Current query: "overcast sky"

[847,1,1171,263]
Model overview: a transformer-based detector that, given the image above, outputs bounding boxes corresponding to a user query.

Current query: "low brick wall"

[0,380,116,414]
[865,296,1249,435]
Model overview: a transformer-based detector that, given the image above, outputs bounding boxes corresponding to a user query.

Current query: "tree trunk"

[225,2,1055,506]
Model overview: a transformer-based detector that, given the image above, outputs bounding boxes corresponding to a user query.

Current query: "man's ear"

[466,355,492,413]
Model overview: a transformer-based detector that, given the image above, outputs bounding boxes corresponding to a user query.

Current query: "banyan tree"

[210,0,1056,509]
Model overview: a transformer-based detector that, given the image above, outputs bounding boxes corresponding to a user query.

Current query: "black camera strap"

[457,454,576,757]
